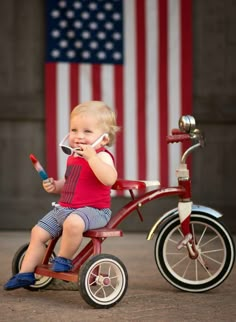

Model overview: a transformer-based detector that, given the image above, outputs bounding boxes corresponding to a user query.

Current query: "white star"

[81,11,90,20]
[104,3,113,11]
[74,1,82,9]
[113,12,121,21]
[105,42,113,50]
[74,40,83,48]
[89,22,98,30]
[67,50,76,58]
[66,10,75,19]
[74,20,82,29]
[113,32,121,40]
[89,2,97,10]
[97,31,106,40]
[82,51,91,59]
[97,51,106,59]
[113,52,122,60]
[59,40,68,48]
[97,12,105,20]
[51,29,60,38]
[59,20,68,28]
[90,41,98,49]
[51,10,60,18]
[51,49,60,58]
[58,1,66,8]
[81,31,91,39]
[104,22,113,30]
[67,30,75,38]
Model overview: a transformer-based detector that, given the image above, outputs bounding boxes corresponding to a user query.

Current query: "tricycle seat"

[112,179,160,191]
[83,228,123,238]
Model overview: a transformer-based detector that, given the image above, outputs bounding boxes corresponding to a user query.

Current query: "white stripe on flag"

[101,65,114,110]
[57,63,70,178]
[124,0,138,180]
[146,0,159,180]
[80,64,92,103]
[101,65,116,158]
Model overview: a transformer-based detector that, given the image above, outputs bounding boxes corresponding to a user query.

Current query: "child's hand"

[42,178,56,193]
[77,144,97,160]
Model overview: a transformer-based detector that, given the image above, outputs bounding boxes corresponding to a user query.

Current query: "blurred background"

[0,0,235,232]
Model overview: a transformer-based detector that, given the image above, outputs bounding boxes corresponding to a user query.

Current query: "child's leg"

[57,207,111,260]
[20,225,52,273]
[4,226,52,290]
[57,213,85,259]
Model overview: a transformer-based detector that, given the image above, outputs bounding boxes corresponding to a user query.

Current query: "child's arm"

[42,178,65,194]
[88,152,117,186]
[77,145,117,186]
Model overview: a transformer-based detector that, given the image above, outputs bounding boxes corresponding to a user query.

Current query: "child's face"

[69,112,106,148]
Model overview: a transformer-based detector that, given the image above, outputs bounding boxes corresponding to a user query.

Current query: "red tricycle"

[11,115,235,308]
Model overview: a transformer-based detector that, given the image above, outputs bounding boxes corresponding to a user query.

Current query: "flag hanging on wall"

[45,0,192,186]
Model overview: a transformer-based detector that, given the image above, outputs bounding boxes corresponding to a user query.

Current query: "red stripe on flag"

[45,63,57,178]
[158,0,169,186]
[136,0,147,180]
[180,0,193,164]
[114,65,124,180]
[70,63,79,111]
[92,64,101,100]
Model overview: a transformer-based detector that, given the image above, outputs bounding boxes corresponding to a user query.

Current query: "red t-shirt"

[58,148,114,209]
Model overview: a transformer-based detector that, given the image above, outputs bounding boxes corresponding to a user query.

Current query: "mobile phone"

[91,133,108,147]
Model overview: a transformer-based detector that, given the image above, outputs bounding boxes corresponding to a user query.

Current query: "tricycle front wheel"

[155,214,235,292]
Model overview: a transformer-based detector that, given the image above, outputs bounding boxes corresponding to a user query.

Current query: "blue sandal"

[4,272,36,291]
[51,256,73,272]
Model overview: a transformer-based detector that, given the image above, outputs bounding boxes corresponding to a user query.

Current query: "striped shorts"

[37,205,111,238]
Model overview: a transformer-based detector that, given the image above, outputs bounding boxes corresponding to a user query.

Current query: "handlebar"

[167,115,206,164]
[166,133,191,144]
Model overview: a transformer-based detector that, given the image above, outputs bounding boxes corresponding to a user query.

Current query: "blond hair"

[71,101,120,146]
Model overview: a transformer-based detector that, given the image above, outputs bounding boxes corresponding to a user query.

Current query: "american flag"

[45,0,192,186]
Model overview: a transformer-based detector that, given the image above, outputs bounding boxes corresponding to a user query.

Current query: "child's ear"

[102,134,109,145]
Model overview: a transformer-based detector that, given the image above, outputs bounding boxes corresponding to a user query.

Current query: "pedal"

[177,233,192,250]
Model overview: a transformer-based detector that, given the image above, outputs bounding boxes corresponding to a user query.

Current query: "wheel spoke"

[194,258,199,280]
[168,237,179,245]
[201,253,224,265]
[199,235,219,248]
[94,285,106,297]
[171,253,189,269]
[178,227,184,238]
[196,226,207,245]
[182,259,191,278]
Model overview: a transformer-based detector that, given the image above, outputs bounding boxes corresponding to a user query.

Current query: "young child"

[4,100,119,290]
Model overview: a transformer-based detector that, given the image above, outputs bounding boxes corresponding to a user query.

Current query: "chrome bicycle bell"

[178,115,196,133]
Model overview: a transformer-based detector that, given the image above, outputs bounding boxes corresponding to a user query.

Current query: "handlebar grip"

[166,134,190,144]
[171,128,185,135]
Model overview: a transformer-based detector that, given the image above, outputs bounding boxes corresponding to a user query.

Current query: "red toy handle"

[171,128,185,135]
[166,134,190,144]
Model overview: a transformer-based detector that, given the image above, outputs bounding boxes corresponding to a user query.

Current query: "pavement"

[1,231,236,322]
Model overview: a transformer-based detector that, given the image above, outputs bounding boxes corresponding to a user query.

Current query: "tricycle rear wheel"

[79,253,128,308]
[12,243,56,291]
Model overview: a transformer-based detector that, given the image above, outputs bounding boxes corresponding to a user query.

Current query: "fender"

[146,204,223,241]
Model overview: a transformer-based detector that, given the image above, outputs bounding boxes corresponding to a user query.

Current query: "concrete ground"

[1,231,236,322]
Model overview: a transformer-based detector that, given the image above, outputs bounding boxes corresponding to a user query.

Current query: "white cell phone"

[74,133,108,156]
[91,133,108,148]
